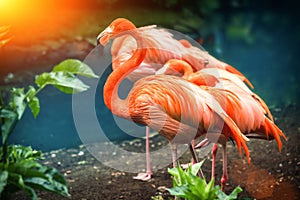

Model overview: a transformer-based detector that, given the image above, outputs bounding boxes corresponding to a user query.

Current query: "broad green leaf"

[25,177,70,197]
[167,185,189,197]
[0,108,16,118]
[25,86,37,100]
[0,109,17,144]
[167,167,179,177]
[35,71,89,94]
[177,163,186,185]
[10,88,26,119]
[228,186,243,199]
[28,97,40,118]
[215,185,243,200]
[22,86,40,118]
[9,172,38,200]
[53,59,99,78]
[43,167,67,185]
[190,177,207,199]
[0,171,8,193]
[191,159,205,176]
[205,178,215,195]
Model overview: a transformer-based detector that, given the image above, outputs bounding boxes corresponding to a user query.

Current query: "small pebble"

[157,186,167,192]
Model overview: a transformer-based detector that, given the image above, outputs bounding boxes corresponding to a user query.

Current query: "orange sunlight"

[0,0,91,45]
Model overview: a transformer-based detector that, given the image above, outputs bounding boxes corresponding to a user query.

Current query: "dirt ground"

[10,104,300,200]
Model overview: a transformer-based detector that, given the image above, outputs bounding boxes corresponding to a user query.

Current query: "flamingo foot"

[133,172,152,181]
[221,176,228,191]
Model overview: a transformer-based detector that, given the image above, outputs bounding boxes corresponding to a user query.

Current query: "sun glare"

[0,0,86,45]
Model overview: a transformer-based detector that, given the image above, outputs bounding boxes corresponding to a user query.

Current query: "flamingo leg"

[188,142,204,179]
[191,140,196,165]
[181,139,196,169]
[220,143,228,191]
[133,126,152,181]
[211,143,218,181]
[170,143,178,168]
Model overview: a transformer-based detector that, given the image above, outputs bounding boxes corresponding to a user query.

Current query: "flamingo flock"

[97,18,286,190]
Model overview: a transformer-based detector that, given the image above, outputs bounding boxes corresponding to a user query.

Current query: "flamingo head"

[97,18,136,46]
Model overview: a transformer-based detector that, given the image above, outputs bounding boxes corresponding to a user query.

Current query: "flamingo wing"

[128,75,250,160]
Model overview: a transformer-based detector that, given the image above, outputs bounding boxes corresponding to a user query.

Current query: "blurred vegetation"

[0,58,98,199]
[0,26,98,198]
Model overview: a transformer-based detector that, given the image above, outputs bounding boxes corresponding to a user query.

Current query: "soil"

[11,104,300,200]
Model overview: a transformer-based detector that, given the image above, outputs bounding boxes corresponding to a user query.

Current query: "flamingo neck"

[103,33,146,118]
[170,60,193,79]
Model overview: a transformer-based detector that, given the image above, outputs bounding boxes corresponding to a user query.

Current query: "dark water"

[7,2,300,151]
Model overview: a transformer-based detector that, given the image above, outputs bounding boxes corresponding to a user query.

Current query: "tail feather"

[252,94,274,121]
[220,112,250,163]
[225,65,254,89]
[261,118,287,151]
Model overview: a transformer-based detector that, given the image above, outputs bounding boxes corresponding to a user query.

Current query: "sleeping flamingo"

[157,59,287,189]
[99,27,251,183]
[97,18,253,180]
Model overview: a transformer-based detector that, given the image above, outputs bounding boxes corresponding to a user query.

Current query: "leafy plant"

[0,59,98,199]
[167,160,242,200]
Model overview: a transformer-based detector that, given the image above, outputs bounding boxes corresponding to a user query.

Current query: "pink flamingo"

[157,59,287,189]
[97,18,253,180]
[99,24,251,183]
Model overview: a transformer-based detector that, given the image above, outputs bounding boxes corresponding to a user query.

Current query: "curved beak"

[96,26,113,46]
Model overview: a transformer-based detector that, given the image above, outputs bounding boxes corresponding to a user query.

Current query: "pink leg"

[181,139,196,169]
[211,143,218,181]
[170,143,178,168]
[188,142,204,178]
[133,126,152,181]
[191,140,196,165]
[220,143,228,191]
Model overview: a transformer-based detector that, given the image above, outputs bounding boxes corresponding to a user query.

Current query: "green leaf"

[0,109,17,144]
[28,97,40,118]
[25,86,37,100]
[1,145,69,199]
[228,186,243,199]
[35,71,89,94]
[10,88,26,119]
[167,167,179,177]
[24,177,70,197]
[215,185,243,200]
[167,185,190,197]
[205,178,214,194]
[9,172,38,200]
[23,86,40,118]
[191,159,205,176]
[52,59,99,78]
[0,171,8,193]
